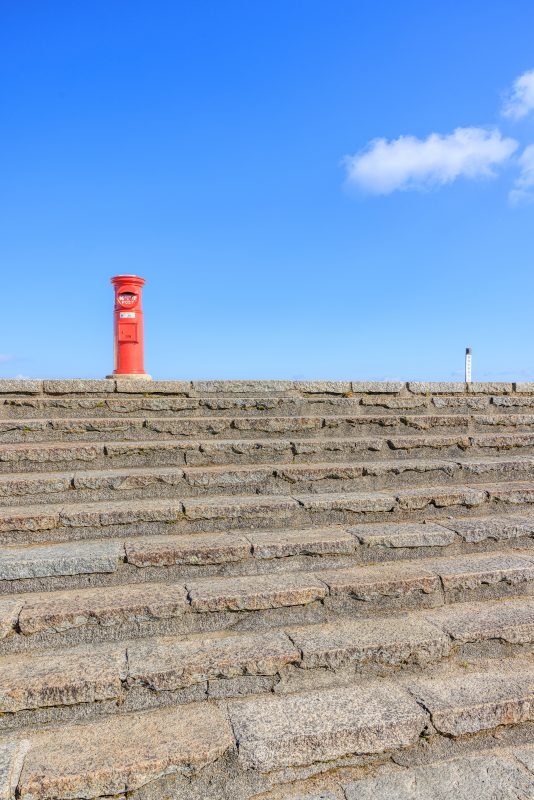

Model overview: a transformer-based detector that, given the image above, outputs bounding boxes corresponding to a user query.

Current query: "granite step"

[269,747,534,800]
[8,596,534,730]
[2,482,534,545]
[4,433,534,475]
[5,656,534,798]
[3,548,534,652]
[6,413,534,444]
[1,455,534,507]
[5,389,529,420]
[4,514,534,591]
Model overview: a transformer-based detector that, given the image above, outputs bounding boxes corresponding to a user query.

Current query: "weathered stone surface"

[427,598,534,643]
[183,495,298,520]
[291,439,385,460]
[18,582,188,635]
[0,598,23,638]
[441,515,534,543]
[388,435,470,452]
[0,740,31,800]
[247,528,355,559]
[320,562,440,600]
[18,703,233,799]
[0,443,104,467]
[0,642,126,711]
[351,522,455,549]
[229,683,426,771]
[128,630,298,690]
[361,395,427,408]
[289,616,450,669]
[295,492,396,513]
[427,552,534,591]
[43,380,115,394]
[0,540,123,580]
[0,473,72,499]
[187,572,327,612]
[514,745,534,775]
[344,753,534,799]
[0,380,42,394]
[490,483,534,505]
[467,382,514,394]
[275,464,365,484]
[73,465,185,492]
[125,533,251,567]
[351,381,405,393]
[192,380,293,394]
[0,506,59,533]
[408,382,466,394]
[408,663,534,736]
[474,433,534,450]
[395,486,486,511]
[515,383,534,393]
[299,382,351,394]
[114,380,191,394]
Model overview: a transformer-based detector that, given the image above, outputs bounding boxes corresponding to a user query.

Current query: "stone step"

[3,548,534,653]
[2,481,534,544]
[6,595,534,730]
[4,514,534,591]
[6,413,534,443]
[2,456,534,507]
[4,433,534,474]
[5,671,534,799]
[6,388,534,420]
[274,747,534,800]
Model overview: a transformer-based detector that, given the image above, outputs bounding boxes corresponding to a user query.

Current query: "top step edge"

[0,379,527,397]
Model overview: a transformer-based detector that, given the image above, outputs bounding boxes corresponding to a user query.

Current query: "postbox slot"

[118,322,138,343]
[118,292,138,307]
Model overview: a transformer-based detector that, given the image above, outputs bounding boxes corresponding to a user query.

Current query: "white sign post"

[465,348,472,383]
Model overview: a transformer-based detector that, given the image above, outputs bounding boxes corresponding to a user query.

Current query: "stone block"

[290,615,450,670]
[344,753,534,799]
[0,380,42,394]
[128,630,298,691]
[125,533,251,567]
[18,703,233,799]
[320,562,440,601]
[187,572,327,612]
[351,522,456,549]
[229,682,426,771]
[43,380,115,394]
[0,541,123,580]
[18,582,188,636]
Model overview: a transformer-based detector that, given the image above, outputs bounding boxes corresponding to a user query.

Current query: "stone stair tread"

[3,548,534,643]
[5,597,534,718]
[16,702,233,799]
[342,749,534,799]
[6,663,534,797]
[229,657,534,771]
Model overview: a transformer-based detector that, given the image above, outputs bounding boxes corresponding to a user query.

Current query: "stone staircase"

[3,379,534,798]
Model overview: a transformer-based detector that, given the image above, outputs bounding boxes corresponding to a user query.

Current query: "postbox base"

[106,373,152,380]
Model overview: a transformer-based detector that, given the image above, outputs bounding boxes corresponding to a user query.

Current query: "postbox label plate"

[119,312,136,318]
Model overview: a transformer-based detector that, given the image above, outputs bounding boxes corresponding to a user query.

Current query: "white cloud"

[502,70,534,120]
[344,127,518,195]
[509,144,534,205]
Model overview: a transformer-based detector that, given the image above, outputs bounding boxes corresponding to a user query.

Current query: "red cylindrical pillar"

[110,275,151,379]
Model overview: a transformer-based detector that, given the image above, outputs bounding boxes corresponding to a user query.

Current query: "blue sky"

[1,1,534,381]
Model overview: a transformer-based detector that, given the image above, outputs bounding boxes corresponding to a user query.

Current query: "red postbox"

[109,275,151,379]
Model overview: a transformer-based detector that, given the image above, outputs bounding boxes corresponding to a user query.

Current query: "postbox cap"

[111,275,145,287]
